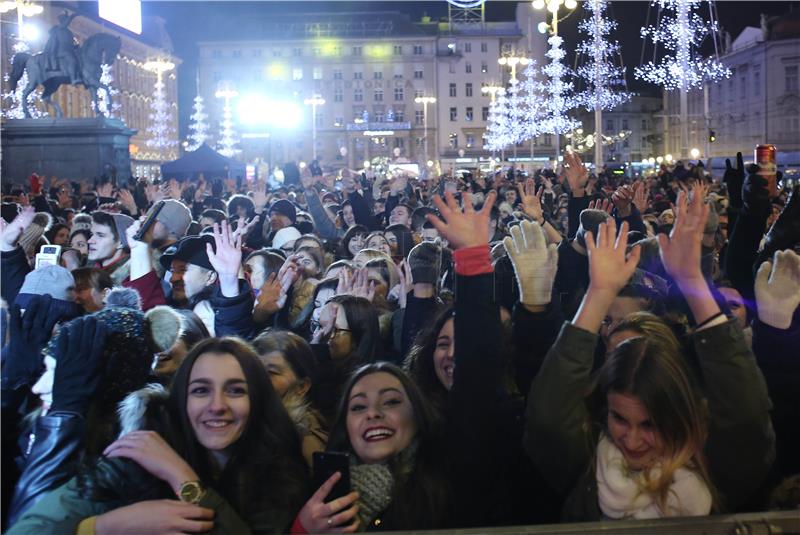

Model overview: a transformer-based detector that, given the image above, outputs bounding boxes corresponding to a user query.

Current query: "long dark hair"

[328,295,380,364]
[340,224,368,260]
[169,337,309,520]
[326,362,451,529]
[403,306,453,415]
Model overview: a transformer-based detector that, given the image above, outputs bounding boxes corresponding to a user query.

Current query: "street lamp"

[481,84,505,102]
[304,95,325,160]
[414,96,436,163]
[690,147,701,159]
[498,54,531,83]
[1,0,43,42]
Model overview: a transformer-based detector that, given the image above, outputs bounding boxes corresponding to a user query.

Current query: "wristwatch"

[178,480,206,504]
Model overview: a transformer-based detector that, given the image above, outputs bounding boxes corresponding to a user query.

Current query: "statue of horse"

[8,33,122,119]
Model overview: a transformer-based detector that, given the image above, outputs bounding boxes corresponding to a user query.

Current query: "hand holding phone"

[313,451,351,501]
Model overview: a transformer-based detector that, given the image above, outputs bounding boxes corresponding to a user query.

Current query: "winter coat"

[525,319,775,521]
[0,247,31,307]
[7,385,288,535]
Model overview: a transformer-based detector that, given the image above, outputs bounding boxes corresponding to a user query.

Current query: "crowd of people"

[0,150,798,533]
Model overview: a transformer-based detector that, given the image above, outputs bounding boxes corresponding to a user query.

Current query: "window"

[393,45,403,55]
[354,71,363,80]
[641,119,647,129]
[395,110,404,122]
[481,42,488,53]
[466,134,475,147]
[466,83,473,97]
[415,110,425,125]
[414,69,424,79]
[375,110,385,122]
[413,45,423,55]
[605,119,613,132]
[740,75,747,100]
[481,61,488,73]
[292,68,303,81]
[272,49,283,57]
[465,62,472,74]
[449,62,456,74]
[623,139,629,148]
[482,106,489,121]
[543,134,552,146]
[621,119,628,130]
[334,46,342,56]
[353,46,363,56]
[354,88,363,102]
[449,107,457,121]
[394,87,404,101]
[212,49,222,58]
[292,47,302,57]
[333,69,343,80]
[449,83,457,97]
[464,43,472,53]
[394,137,405,149]
[465,107,473,121]
[233,50,242,58]
[416,137,424,147]
[754,68,761,96]
[785,65,798,93]
[334,88,343,102]
[312,47,321,56]
[374,87,383,102]
[313,67,323,80]
[373,70,383,80]
[335,116,344,127]
[252,49,262,57]
[414,89,424,99]
[728,77,734,101]
[449,134,458,149]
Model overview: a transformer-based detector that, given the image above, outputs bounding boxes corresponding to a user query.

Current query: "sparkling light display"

[483,91,510,151]
[215,85,240,157]
[145,75,177,156]
[96,63,120,117]
[1,41,46,118]
[575,0,631,111]
[540,35,581,135]
[186,95,210,151]
[634,0,730,91]
[520,61,547,142]
[505,80,528,146]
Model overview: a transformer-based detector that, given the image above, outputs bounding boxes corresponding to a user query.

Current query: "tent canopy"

[160,144,245,181]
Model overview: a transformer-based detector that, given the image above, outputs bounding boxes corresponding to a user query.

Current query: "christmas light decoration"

[520,61,547,142]
[215,85,240,157]
[540,35,581,136]
[505,80,527,146]
[575,0,631,111]
[186,95,210,151]
[144,74,177,157]
[96,63,120,118]
[634,0,730,91]
[2,41,46,119]
[483,90,511,151]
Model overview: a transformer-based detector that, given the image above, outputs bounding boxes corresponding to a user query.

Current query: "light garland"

[186,94,209,151]
[634,0,730,91]
[145,76,177,157]
[567,129,632,153]
[520,61,547,142]
[575,0,631,111]
[483,92,511,151]
[97,63,121,118]
[541,35,581,135]
[216,90,240,157]
[1,41,46,118]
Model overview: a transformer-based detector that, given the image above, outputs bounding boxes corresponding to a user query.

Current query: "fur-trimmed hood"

[117,383,169,437]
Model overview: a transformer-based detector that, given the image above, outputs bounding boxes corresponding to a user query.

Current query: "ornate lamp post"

[497,54,530,83]
[414,95,436,163]
[303,95,325,160]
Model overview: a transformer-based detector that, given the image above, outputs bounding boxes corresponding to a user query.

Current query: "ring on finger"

[327,518,333,527]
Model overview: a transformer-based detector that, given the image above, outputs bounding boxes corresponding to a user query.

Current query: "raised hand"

[0,206,34,252]
[588,198,614,216]
[251,182,268,212]
[57,187,73,209]
[631,181,649,214]
[396,260,412,309]
[656,188,709,284]
[145,183,164,204]
[125,217,149,251]
[611,184,634,217]
[104,430,199,494]
[517,178,544,224]
[117,189,138,216]
[503,220,558,306]
[295,472,360,533]
[764,184,800,252]
[350,268,375,302]
[563,150,589,198]
[754,250,800,329]
[341,169,358,194]
[232,215,260,243]
[585,219,640,296]
[207,221,242,298]
[255,272,284,317]
[723,151,745,210]
[3,296,59,389]
[390,173,408,195]
[426,190,497,250]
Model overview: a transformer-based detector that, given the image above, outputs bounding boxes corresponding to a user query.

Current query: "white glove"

[503,220,558,306]
[754,249,800,329]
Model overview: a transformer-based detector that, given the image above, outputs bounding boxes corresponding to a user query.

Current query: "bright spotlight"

[363,160,371,169]
[298,161,307,169]
[537,22,549,34]
[20,24,39,42]
[565,0,577,9]
[237,94,302,128]
[427,160,434,167]
[532,0,545,9]
[690,148,701,159]
[665,154,673,162]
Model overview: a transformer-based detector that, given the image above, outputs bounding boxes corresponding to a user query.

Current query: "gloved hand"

[741,164,770,218]
[723,152,745,211]
[1,295,60,389]
[764,184,800,253]
[754,250,800,330]
[50,316,108,415]
[503,220,558,306]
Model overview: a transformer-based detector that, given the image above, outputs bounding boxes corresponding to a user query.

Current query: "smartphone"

[35,245,61,269]
[312,452,351,501]
[133,200,166,242]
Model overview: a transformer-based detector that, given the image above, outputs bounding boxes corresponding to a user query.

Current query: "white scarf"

[596,435,712,519]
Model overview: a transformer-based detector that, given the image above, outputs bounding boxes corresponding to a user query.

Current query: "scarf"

[349,441,418,530]
[596,435,712,519]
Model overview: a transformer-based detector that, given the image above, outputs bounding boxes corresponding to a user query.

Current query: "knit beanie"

[575,209,610,248]
[71,213,93,233]
[269,199,297,224]
[154,199,192,238]
[408,241,442,284]
[104,287,142,310]
[19,212,53,256]
[111,214,135,249]
[14,265,82,320]
[272,226,301,251]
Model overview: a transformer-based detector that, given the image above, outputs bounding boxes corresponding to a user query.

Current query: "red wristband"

[290,516,309,535]
[454,245,492,276]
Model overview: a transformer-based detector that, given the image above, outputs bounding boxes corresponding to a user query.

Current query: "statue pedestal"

[1,117,136,184]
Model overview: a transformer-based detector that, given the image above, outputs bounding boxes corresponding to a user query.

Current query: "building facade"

[196,7,548,170]
[1,3,180,178]
[661,12,800,159]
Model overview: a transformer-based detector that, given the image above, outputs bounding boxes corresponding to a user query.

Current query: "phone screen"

[312,452,350,501]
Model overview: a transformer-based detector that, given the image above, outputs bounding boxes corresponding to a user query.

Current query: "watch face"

[180,482,202,503]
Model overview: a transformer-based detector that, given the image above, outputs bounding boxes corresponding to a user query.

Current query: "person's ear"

[207,270,218,286]
[294,378,311,398]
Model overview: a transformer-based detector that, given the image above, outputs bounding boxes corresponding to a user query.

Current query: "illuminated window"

[292,68,303,81]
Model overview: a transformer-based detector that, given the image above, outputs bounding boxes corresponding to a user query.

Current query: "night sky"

[139,0,800,136]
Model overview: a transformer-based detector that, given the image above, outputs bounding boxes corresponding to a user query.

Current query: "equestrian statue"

[8,11,122,118]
